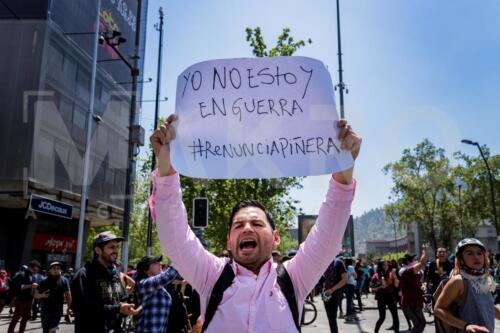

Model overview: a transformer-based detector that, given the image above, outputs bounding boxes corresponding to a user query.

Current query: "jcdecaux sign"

[29,195,73,220]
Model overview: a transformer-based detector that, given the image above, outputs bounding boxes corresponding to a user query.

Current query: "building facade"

[0,0,147,271]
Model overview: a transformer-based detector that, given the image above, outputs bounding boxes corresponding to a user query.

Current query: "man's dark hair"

[28,260,41,269]
[93,243,105,259]
[228,200,276,231]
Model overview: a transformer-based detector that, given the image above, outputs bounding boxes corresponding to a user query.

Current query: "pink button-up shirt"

[150,172,355,333]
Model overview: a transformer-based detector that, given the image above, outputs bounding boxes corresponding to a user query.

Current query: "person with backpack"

[7,260,41,333]
[434,238,499,333]
[424,247,453,296]
[133,255,181,333]
[149,115,361,332]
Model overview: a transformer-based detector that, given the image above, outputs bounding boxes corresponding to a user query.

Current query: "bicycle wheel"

[423,303,434,324]
[301,300,318,326]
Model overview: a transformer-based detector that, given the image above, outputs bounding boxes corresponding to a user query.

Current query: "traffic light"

[193,197,208,228]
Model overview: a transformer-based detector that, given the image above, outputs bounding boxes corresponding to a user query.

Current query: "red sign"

[32,234,77,254]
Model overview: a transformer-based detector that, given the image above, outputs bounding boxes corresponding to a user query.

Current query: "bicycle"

[301,299,318,326]
[422,293,434,324]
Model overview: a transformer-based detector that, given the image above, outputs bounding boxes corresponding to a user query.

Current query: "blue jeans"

[345,284,355,316]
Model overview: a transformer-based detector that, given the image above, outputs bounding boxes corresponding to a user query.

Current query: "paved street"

[0,295,430,333]
[303,295,500,333]
[1,295,500,332]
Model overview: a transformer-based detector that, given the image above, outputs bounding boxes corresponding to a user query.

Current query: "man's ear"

[95,246,102,256]
[226,233,231,251]
[273,229,281,247]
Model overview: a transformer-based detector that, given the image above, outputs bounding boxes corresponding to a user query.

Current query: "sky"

[137,0,500,218]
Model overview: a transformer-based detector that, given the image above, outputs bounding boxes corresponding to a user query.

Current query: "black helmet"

[454,238,486,257]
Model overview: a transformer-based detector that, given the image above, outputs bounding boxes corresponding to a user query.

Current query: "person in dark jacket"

[424,247,453,295]
[322,256,348,333]
[70,231,139,333]
[7,260,41,333]
[35,261,71,333]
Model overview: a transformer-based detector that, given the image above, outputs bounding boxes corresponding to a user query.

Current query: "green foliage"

[245,27,312,57]
[382,251,406,261]
[453,149,499,235]
[384,139,499,250]
[180,176,302,253]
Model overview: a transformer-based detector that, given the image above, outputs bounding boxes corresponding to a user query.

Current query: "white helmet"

[454,238,486,257]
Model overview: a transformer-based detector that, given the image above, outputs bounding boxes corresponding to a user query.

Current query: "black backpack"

[166,284,190,333]
[202,262,300,332]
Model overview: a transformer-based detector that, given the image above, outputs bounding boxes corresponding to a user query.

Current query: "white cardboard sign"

[171,56,353,179]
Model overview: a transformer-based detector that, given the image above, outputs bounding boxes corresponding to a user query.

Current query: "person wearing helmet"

[434,238,500,333]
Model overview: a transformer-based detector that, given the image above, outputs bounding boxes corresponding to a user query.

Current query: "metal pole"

[476,144,498,248]
[146,7,164,256]
[458,184,463,238]
[121,0,142,270]
[394,218,398,253]
[335,0,346,118]
[75,0,101,269]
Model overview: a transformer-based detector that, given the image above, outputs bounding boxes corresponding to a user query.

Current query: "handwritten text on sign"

[171,56,353,179]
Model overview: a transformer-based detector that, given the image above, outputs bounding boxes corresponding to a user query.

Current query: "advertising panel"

[32,234,77,254]
[298,214,355,256]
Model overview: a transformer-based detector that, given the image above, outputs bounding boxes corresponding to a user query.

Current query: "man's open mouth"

[239,239,257,251]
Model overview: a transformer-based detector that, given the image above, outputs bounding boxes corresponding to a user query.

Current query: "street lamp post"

[335,0,348,118]
[99,1,143,270]
[454,178,466,238]
[75,0,101,269]
[461,139,498,248]
[146,7,165,256]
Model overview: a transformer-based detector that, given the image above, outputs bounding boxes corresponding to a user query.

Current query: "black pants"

[374,295,399,333]
[403,303,425,333]
[324,293,341,333]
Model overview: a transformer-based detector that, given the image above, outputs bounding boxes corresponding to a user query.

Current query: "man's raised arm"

[286,120,361,301]
[149,115,225,296]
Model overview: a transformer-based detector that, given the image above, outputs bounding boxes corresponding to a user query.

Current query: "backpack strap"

[202,262,235,332]
[277,264,301,332]
[202,262,301,332]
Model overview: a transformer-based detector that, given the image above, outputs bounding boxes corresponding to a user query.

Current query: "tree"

[383,139,460,250]
[453,148,500,240]
[245,27,312,57]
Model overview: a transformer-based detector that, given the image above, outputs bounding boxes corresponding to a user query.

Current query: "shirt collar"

[234,257,274,277]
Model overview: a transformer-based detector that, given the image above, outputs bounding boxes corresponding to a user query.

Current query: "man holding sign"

[149,111,360,333]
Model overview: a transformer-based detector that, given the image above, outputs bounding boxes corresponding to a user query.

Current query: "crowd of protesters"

[3,235,500,333]
[0,231,198,333]
[0,116,498,333]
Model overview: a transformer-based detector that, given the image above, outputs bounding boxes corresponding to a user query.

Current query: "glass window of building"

[62,56,77,92]
[76,67,90,102]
